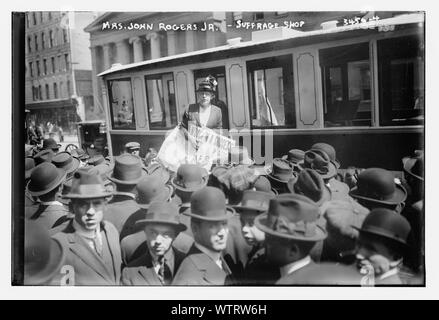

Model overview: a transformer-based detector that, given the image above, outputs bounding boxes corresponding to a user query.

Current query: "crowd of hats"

[23,138,424,285]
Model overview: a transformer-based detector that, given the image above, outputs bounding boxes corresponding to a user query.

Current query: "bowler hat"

[311,143,340,168]
[171,164,208,193]
[71,148,89,161]
[52,152,80,178]
[349,168,407,206]
[403,153,424,182]
[28,162,66,197]
[107,154,147,185]
[24,220,66,285]
[233,190,274,213]
[63,169,113,199]
[267,158,294,184]
[287,168,331,206]
[229,146,255,166]
[354,208,411,245]
[186,186,235,221]
[282,149,305,166]
[42,138,61,151]
[135,201,187,232]
[254,193,327,242]
[136,175,173,209]
[299,150,337,180]
[125,141,140,151]
[87,155,106,166]
[34,149,54,166]
[196,77,216,93]
[253,175,278,195]
[25,157,35,180]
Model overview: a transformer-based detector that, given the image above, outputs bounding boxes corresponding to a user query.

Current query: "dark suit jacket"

[28,203,70,230]
[104,194,140,240]
[52,220,122,286]
[121,247,186,285]
[182,103,222,129]
[237,246,279,285]
[172,244,233,286]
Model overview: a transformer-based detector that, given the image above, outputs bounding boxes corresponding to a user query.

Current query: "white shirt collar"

[379,267,399,280]
[280,256,312,278]
[194,242,223,270]
[39,200,63,206]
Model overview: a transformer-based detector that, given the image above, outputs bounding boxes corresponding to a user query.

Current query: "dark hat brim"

[353,225,408,246]
[171,176,208,193]
[106,168,147,185]
[254,213,327,242]
[135,218,187,233]
[60,157,81,176]
[233,205,267,214]
[196,87,215,93]
[267,172,294,184]
[24,237,66,285]
[138,185,174,209]
[27,169,67,197]
[403,157,424,181]
[287,178,332,206]
[349,183,407,206]
[62,191,113,200]
[183,206,236,221]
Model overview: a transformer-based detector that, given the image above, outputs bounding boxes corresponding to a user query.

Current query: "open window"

[320,43,371,127]
[247,55,295,129]
[377,35,424,126]
[145,73,178,130]
[108,78,136,130]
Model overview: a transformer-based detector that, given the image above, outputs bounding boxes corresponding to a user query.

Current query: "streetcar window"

[194,67,229,129]
[108,79,136,130]
[145,73,178,130]
[377,35,424,126]
[247,55,295,129]
[320,43,371,127]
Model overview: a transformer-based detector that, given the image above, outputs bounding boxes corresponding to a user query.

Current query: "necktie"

[158,257,172,285]
[93,236,103,257]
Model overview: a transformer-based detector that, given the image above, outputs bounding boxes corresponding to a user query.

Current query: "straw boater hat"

[107,154,147,185]
[135,201,187,233]
[136,175,173,209]
[171,164,208,193]
[255,193,327,242]
[63,169,113,199]
[27,162,67,197]
[287,168,332,206]
[185,186,235,221]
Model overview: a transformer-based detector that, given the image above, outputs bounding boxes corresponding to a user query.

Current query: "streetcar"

[98,13,424,170]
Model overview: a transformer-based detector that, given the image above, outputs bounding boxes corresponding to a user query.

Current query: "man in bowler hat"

[52,170,122,285]
[122,202,187,285]
[172,187,234,285]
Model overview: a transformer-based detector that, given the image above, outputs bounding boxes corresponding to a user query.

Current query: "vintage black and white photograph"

[13,9,425,288]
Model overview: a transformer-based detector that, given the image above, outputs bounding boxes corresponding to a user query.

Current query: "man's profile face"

[355,233,396,275]
[240,212,265,246]
[72,198,105,231]
[193,220,228,252]
[144,223,177,258]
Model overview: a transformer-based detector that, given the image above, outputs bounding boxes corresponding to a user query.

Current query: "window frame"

[107,78,137,131]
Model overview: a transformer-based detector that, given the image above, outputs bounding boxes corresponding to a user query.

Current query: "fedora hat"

[87,154,106,166]
[196,77,216,93]
[135,201,187,232]
[34,149,54,166]
[42,138,61,151]
[25,157,35,180]
[71,148,89,161]
[255,193,327,242]
[229,146,255,166]
[107,154,147,185]
[146,163,171,185]
[171,164,208,193]
[287,168,332,206]
[354,208,411,245]
[403,153,424,182]
[136,175,173,209]
[233,190,274,213]
[267,158,294,184]
[299,150,337,180]
[349,168,407,206]
[27,162,66,197]
[311,143,340,168]
[185,186,235,221]
[24,220,66,285]
[253,175,278,195]
[52,152,80,178]
[63,169,113,199]
[282,149,305,166]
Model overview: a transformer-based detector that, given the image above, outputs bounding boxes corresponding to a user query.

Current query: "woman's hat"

[196,78,216,94]
[136,175,173,209]
[107,154,147,185]
[349,168,407,206]
[135,201,187,233]
[52,152,80,179]
[185,186,235,221]
[267,158,294,184]
[254,194,327,242]
[63,169,113,199]
[171,164,208,193]
[287,168,332,206]
[27,162,66,197]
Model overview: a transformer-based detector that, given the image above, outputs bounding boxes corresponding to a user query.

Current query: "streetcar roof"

[98,12,424,78]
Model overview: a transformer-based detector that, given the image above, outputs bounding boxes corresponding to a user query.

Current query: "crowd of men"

[23,137,424,286]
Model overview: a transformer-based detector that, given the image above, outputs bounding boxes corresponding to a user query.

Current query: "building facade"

[25,11,96,135]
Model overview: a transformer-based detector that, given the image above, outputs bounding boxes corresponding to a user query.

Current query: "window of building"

[67,80,71,97]
[39,12,42,24]
[60,81,64,98]
[193,66,229,129]
[53,83,58,99]
[48,12,52,20]
[43,59,47,75]
[51,57,55,73]
[32,12,36,25]
[108,79,136,130]
[247,55,296,128]
[377,35,424,126]
[320,42,371,127]
[63,29,68,43]
[58,55,62,71]
[36,60,40,76]
[29,62,33,77]
[64,54,70,71]
[27,36,32,53]
[34,34,39,51]
[45,84,50,100]
[49,30,54,48]
[145,73,177,130]
[253,12,264,20]
[38,85,42,100]
[41,32,45,49]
